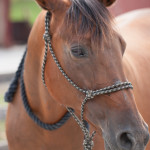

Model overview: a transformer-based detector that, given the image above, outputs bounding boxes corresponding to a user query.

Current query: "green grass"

[0,121,6,141]
[10,0,42,25]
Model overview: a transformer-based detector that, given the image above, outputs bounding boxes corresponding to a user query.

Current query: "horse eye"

[71,47,88,58]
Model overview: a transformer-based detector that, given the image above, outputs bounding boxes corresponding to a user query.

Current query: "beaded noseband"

[42,12,133,150]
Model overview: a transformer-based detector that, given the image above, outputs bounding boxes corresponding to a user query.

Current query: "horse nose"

[116,130,150,150]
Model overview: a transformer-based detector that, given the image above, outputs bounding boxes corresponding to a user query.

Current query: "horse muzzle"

[103,122,149,150]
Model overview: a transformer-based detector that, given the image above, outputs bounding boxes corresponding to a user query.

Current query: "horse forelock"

[60,0,114,47]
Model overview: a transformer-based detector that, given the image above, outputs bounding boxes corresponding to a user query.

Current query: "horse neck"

[23,36,67,124]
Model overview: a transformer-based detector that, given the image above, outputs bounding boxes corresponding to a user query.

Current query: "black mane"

[63,0,113,46]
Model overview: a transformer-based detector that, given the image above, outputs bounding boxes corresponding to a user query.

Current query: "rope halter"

[42,11,133,150]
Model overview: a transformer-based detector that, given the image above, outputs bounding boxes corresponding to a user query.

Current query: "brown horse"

[5,0,150,149]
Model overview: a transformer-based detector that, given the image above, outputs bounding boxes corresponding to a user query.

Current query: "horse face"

[37,0,149,149]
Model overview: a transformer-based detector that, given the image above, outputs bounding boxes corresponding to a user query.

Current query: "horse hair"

[61,0,113,46]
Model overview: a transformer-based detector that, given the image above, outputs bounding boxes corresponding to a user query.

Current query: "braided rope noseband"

[42,12,133,150]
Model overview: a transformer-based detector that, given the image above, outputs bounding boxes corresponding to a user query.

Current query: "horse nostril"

[117,132,135,150]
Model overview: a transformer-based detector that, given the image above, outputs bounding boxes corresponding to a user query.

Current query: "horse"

[5,0,150,149]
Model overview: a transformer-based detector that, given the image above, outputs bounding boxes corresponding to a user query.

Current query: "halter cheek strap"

[42,11,133,150]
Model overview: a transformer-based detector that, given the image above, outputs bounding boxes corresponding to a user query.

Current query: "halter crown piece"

[42,11,133,150]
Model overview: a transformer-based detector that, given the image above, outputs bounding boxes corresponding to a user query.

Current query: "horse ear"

[36,0,48,10]
[36,0,71,12]
[99,0,116,6]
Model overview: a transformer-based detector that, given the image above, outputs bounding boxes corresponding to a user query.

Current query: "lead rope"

[42,11,133,150]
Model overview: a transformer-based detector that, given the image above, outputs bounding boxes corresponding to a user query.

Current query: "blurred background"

[0,0,150,149]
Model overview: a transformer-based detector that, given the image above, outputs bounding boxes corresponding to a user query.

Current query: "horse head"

[35,0,149,149]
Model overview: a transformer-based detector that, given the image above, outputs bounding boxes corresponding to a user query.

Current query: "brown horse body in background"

[119,8,150,149]
[6,0,150,149]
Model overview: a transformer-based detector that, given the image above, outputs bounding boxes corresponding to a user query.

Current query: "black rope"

[5,50,27,102]
[4,50,72,130]
[4,48,89,130]
[20,68,73,130]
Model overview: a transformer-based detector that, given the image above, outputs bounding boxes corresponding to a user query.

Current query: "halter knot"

[43,31,51,41]
[83,138,94,150]
[86,90,94,99]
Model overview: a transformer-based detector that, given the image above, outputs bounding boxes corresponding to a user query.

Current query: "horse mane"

[61,0,114,46]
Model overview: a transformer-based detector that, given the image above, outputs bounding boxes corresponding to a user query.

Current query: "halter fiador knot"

[42,11,133,150]
[86,90,94,99]
[83,138,94,150]
[43,31,51,41]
